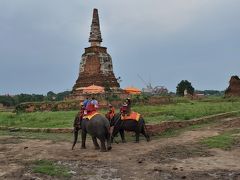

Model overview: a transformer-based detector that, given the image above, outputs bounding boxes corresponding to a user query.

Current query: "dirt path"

[1,117,240,179]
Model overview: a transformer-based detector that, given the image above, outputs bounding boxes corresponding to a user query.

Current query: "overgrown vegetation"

[176,80,195,96]
[153,121,218,139]
[0,111,76,128]
[0,91,71,107]
[32,160,71,178]
[0,130,73,142]
[201,129,240,150]
[1,98,240,128]
[133,100,240,123]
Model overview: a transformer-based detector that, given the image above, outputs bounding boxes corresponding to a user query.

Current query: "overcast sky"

[0,0,239,95]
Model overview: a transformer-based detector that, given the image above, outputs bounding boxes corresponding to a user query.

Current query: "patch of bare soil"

[145,143,212,164]
[220,117,240,129]
[0,117,240,179]
[151,169,240,180]
[0,137,23,144]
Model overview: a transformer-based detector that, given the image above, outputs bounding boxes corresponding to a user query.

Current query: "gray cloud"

[0,0,240,94]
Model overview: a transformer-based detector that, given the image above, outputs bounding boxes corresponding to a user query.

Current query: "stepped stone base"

[72,46,120,93]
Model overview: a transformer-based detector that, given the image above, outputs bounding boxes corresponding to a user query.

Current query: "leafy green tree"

[55,91,71,101]
[0,95,15,106]
[47,91,56,101]
[31,94,45,102]
[176,80,194,96]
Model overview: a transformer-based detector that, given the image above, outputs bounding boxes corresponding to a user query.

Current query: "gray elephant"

[110,113,150,143]
[72,114,112,152]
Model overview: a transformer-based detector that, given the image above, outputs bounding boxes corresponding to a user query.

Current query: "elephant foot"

[94,146,100,150]
[107,146,112,151]
[81,146,86,149]
[100,149,107,152]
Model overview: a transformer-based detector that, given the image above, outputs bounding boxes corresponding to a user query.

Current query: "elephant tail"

[142,118,150,136]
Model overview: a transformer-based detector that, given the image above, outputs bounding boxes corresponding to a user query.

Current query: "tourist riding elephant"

[110,113,150,143]
[72,114,112,152]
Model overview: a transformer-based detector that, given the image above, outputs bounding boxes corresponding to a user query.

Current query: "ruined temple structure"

[72,9,120,95]
[225,75,240,97]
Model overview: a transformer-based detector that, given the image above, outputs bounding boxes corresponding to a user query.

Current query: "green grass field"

[0,99,240,128]
[32,160,71,178]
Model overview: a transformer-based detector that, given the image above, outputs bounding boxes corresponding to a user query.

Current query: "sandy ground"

[0,117,240,180]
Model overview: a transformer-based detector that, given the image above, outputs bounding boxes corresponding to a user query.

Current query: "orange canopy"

[124,87,141,94]
[82,85,105,94]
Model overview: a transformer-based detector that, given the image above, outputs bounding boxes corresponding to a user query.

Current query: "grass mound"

[32,160,71,178]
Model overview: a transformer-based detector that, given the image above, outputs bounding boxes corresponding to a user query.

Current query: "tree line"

[1,80,225,107]
[176,80,224,96]
[0,91,71,107]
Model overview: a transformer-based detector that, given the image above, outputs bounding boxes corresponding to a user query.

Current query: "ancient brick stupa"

[72,9,120,95]
[225,75,240,97]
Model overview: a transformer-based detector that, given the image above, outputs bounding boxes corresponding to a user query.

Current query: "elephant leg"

[81,130,87,149]
[141,125,150,142]
[135,127,140,143]
[135,132,140,143]
[99,138,107,152]
[111,126,120,144]
[92,137,100,150]
[106,133,112,151]
[119,129,126,143]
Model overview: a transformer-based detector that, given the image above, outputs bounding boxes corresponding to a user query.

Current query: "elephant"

[110,113,150,143]
[72,113,112,152]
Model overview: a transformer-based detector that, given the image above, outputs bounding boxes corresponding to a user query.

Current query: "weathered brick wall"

[146,111,239,135]
[16,101,81,113]
[225,76,240,96]
[15,96,173,113]
[73,46,120,90]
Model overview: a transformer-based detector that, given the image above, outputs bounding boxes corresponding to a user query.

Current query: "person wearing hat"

[125,97,132,116]
[120,102,128,116]
[83,97,90,108]
[83,97,90,115]
[105,104,115,121]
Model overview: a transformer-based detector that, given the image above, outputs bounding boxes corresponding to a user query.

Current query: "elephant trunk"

[72,127,79,150]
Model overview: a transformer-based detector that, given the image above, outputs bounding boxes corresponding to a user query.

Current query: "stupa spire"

[89,8,102,46]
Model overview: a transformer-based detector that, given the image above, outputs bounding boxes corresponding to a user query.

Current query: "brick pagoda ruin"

[225,75,240,97]
[72,9,120,96]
